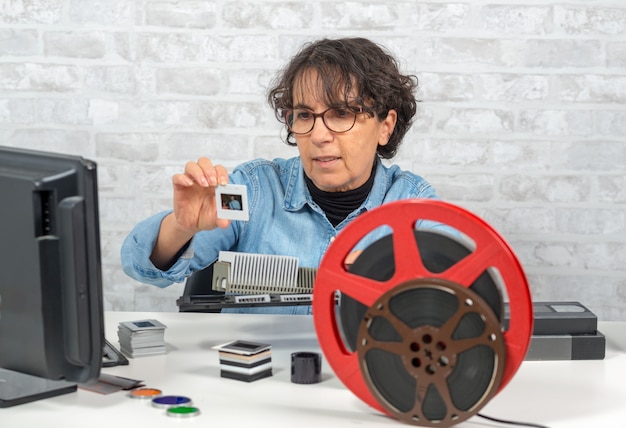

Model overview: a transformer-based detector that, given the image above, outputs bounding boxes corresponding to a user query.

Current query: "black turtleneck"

[304,161,377,227]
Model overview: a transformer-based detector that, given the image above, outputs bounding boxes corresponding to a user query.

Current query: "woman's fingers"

[196,157,218,186]
[184,158,211,187]
[180,158,229,188]
[172,173,194,187]
[171,158,233,232]
[214,164,229,186]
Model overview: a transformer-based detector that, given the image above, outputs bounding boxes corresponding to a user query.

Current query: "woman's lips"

[313,156,340,167]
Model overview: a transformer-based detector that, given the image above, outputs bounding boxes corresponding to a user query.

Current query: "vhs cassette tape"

[504,301,598,335]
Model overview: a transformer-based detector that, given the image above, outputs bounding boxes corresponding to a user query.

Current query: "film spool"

[356,279,505,425]
[312,199,533,427]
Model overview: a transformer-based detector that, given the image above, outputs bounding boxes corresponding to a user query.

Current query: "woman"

[121,37,440,314]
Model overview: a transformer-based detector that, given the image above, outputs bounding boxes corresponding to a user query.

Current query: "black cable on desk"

[477,413,550,428]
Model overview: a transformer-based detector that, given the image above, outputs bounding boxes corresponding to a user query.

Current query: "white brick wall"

[1,1,624,320]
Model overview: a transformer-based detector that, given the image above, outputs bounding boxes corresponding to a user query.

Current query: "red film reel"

[312,199,533,425]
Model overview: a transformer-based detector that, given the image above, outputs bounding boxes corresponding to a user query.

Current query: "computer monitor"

[0,146,104,407]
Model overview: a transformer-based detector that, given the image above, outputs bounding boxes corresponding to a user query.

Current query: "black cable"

[477,413,551,428]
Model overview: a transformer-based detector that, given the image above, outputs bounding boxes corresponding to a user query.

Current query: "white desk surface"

[2,312,626,428]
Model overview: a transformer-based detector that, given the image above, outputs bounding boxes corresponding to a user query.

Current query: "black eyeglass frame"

[282,105,371,135]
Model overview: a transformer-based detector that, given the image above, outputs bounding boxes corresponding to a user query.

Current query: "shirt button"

[330,236,335,243]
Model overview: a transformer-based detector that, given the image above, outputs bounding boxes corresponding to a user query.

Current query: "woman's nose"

[309,116,332,144]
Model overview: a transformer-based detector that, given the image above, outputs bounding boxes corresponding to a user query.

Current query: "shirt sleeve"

[120,210,188,287]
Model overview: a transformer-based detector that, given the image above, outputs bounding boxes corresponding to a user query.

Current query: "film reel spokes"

[312,199,533,426]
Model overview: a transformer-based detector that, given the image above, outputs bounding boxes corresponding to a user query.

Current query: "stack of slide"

[117,319,167,358]
[213,340,272,382]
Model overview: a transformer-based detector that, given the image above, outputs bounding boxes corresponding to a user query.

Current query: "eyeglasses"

[283,106,366,135]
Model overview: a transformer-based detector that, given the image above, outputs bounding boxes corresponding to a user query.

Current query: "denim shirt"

[120,157,439,315]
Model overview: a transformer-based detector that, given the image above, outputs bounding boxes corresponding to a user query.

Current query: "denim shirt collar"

[282,156,389,217]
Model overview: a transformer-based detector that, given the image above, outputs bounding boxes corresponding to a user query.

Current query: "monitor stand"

[0,368,77,408]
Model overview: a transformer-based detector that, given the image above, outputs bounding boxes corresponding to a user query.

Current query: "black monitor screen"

[0,146,104,404]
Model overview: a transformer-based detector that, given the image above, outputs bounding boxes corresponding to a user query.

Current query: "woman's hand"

[150,157,231,270]
[171,157,231,233]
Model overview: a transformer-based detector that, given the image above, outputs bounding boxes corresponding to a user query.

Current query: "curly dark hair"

[267,37,418,159]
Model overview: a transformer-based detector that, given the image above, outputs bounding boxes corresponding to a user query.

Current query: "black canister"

[291,352,322,384]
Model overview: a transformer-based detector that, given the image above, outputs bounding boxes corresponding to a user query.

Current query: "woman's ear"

[379,109,397,146]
